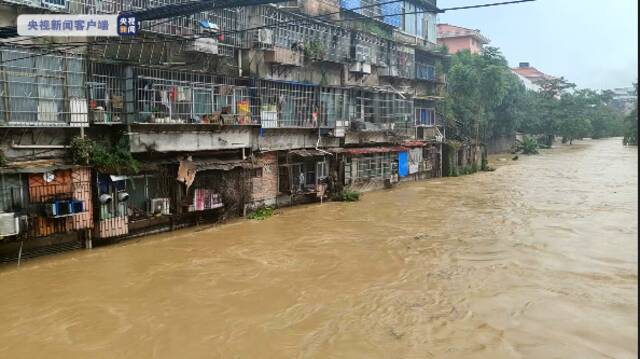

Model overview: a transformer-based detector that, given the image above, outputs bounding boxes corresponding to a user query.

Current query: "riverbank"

[0,138,636,358]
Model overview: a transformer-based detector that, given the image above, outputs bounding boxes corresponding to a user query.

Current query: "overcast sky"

[438,0,638,90]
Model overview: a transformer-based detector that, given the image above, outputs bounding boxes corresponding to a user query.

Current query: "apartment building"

[0,0,447,249]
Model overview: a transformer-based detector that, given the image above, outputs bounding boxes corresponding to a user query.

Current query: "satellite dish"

[43,172,55,183]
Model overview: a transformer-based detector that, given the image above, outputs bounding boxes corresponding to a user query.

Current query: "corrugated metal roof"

[331,146,407,155]
[289,149,329,157]
[0,160,80,174]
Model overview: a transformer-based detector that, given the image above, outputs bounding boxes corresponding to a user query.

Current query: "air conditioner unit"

[257,29,274,45]
[349,62,371,74]
[149,198,171,216]
[0,213,20,237]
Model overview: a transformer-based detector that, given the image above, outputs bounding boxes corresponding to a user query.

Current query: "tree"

[623,83,638,146]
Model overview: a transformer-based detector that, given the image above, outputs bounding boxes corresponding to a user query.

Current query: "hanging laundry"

[161,90,171,110]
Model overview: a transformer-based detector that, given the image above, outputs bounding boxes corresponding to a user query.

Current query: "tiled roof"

[436,24,490,44]
[511,66,555,83]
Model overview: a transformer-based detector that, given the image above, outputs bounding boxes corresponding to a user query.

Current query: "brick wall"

[250,152,278,207]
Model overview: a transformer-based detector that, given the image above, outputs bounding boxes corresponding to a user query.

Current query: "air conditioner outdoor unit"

[0,213,19,237]
[149,198,171,216]
[257,29,274,45]
[349,62,371,74]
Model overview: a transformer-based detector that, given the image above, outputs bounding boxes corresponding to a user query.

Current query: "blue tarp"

[398,151,409,177]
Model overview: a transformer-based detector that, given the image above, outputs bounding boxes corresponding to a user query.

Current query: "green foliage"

[623,84,638,146]
[247,206,275,220]
[445,47,627,145]
[69,136,139,175]
[623,108,638,145]
[516,136,539,155]
[333,188,361,202]
[304,40,326,61]
[69,137,93,165]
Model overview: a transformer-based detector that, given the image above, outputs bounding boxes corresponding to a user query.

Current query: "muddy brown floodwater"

[0,138,637,359]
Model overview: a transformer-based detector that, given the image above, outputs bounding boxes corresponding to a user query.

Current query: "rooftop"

[512,63,555,83]
[436,24,490,44]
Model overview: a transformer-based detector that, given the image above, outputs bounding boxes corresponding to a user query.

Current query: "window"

[316,161,327,179]
[252,168,263,178]
[403,2,416,35]
[415,108,435,126]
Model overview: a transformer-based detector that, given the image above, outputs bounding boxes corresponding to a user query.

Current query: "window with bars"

[415,108,435,126]
[345,153,393,183]
[0,48,87,127]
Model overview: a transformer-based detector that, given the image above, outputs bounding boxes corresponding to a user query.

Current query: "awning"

[289,149,329,158]
[109,175,128,182]
[138,157,259,172]
[330,146,407,155]
[194,159,259,171]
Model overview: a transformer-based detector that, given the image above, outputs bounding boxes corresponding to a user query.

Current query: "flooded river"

[0,138,637,358]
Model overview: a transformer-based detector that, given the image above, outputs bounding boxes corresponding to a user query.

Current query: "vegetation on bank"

[444,47,627,146]
[247,207,275,220]
[623,84,638,146]
[333,188,361,202]
[515,136,540,155]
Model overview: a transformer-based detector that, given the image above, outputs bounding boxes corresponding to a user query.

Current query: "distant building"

[511,62,555,85]
[609,87,637,115]
[436,24,490,54]
[511,70,541,92]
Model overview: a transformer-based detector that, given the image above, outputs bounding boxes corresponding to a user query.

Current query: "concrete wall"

[486,133,515,154]
[344,131,398,145]
[0,128,77,162]
[256,129,340,151]
[128,127,255,153]
[438,37,482,54]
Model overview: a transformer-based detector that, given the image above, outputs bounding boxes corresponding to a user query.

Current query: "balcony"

[0,48,89,128]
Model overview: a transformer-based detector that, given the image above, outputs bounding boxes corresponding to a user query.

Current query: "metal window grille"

[87,62,131,124]
[238,5,350,63]
[254,80,319,128]
[0,48,88,127]
[350,89,413,130]
[134,67,256,125]
[345,153,393,183]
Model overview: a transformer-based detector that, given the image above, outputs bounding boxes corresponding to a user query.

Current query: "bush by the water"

[516,136,540,155]
[247,207,275,220]
[333,189,361,202]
